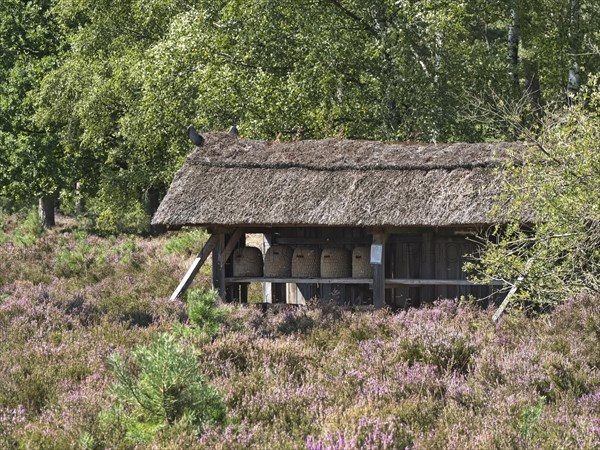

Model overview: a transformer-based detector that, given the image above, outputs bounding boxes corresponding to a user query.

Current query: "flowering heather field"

[1,216,600,449]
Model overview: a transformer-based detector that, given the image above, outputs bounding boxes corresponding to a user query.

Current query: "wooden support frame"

[220,228,243,269]
[262,233,273,304]
[371,232,388,308]
[222,228,244,302]
[287,283,307,305]
[492,259,532,322]
[170,234,218,300]
[224,277,503,286]
[212,233,226,298]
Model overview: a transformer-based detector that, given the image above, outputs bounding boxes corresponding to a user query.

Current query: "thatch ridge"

[153,132,526,228]
[187,159,503,173]
[189,132,517,170]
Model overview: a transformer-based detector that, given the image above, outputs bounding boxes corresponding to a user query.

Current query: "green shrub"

[180,288,227,338]
[519,396,545,441]
[106,334,226,443]
[163,228,208,256]
[1,207,45,247]
[55,231,113,280]
[467,81,600,309]
[84,193,151,236]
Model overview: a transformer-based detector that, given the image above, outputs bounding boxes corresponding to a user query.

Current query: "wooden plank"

[297,283,317,303]
[420,231,433,301]
[287,283,297,305]
[170,235,218,300]
[212,233,226,299]
[275,237,371,245]
[226,277,373,284]
[224,277,504,286]
[224,231,234,302]
[446,239,461,299]
[434,239,448,299]
[386,279,505,287]
[287,283,307,305]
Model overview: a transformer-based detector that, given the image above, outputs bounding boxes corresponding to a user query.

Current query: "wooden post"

[221,228,243,302]
[263,234,273,304]
[220,228,244,266]
[212,233,226,299]
[170,235,218,300]
[492,259,532,322]
[239,233,248,303]
[371,232,387,308]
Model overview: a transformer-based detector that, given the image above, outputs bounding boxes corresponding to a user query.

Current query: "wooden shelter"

[153,132,523,307]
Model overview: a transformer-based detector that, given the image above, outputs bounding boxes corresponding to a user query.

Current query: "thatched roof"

[153,132,524,228]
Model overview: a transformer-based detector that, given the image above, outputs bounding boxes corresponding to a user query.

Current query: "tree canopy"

[0,0,65,205]
[1,0,599,232]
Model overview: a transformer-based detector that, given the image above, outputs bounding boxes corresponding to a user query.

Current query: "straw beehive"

[291,247,321,278]
[352,246,372,278]
[233,247,263,277]
[264,245,293,277]
[321,247,351,278]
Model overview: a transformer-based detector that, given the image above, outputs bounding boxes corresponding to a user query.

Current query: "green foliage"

[164,228,208,256]
[0,0,67,203]
[77,431,96,450]
[467,79,600,307]
[87,195,152,236]
[1,0,599,221]
[185,288,227,337]
[0,207,44,247]
[106,334,226,443]
[519,396,546,441]
[56,233,95,278]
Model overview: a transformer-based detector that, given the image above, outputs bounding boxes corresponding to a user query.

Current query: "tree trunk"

[75,182,86,215]
[524,60,543,124]
[39,195,56,228]
[508,0,520,96]
[144,187,166,234]
[567,0,581,99]
[507,0,520,139]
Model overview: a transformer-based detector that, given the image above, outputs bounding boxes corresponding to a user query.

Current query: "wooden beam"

[371,233,388,308]
[220,228,244,268]
[386,279,505,287]
[263,234,273,303]
[226,277,373,284]
[212,233,226,299]
[492,259,532,322]
[170,235,218,300]
[275,237,371,246]
[287,283,307,305]
[224,277,505,287]
[239,233,248,303]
